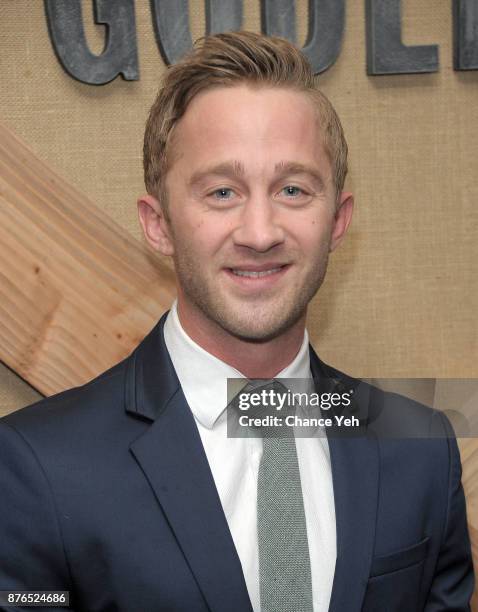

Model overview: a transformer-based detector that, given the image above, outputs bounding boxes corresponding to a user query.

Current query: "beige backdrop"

[1,0,478,603]
[1,1,477,411]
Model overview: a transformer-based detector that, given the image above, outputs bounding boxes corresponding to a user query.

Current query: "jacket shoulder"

[316,356,449,439]
[1,355,131,437]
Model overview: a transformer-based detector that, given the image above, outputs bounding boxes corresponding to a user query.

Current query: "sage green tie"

[257,404,314,611]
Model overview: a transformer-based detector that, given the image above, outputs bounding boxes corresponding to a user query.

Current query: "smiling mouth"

[230,266,284,278]
[225,263,291,280]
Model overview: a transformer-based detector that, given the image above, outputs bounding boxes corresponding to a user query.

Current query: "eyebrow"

[189,160,246,187]
[188,159,327,192]
[274,161,327,193]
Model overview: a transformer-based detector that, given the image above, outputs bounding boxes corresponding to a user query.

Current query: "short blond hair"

[143,31,348,205]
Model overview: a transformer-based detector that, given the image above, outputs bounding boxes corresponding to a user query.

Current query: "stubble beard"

[172,245,331,343]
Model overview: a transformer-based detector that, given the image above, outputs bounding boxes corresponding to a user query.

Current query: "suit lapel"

[310,349,380,612]
[125,315,379,612]
[126,315,253,612]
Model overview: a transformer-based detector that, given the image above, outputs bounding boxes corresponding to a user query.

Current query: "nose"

[232,194,285,253]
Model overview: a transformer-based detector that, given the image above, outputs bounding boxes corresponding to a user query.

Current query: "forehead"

[168,85,331,177]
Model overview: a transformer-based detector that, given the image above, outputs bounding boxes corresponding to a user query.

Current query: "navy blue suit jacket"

[0,313,474,611]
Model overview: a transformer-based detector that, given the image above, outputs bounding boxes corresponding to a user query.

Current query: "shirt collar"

[163,300,311,429]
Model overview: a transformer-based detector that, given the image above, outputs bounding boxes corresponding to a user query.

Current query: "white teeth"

[231,267,282,278]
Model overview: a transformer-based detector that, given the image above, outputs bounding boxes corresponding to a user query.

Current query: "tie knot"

[229,379,299,438]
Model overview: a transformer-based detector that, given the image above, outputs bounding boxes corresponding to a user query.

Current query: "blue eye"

[282,186,303,197]
[212,188,234,200]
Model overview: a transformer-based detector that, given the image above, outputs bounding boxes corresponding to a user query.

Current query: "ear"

[330,192,354,252]
[137,194,174,256]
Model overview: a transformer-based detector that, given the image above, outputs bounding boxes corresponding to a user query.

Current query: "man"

[0,31,473,612]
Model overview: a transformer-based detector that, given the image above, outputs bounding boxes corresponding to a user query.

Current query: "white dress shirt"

[163,301,336,612]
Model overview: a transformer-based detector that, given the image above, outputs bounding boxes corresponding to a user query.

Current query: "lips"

[224,263,290,287]
[230,267,283,278]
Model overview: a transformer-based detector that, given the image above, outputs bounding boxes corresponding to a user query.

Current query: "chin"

[213,306,304,343]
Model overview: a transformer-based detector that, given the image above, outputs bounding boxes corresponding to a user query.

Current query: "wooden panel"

[434,379,478,601]
[460,438,478,609]
[0,122,176,396]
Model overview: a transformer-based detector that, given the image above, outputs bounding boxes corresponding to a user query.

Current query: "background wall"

[1,1,476,408]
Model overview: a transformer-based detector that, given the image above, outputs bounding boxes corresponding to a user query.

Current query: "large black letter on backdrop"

[454,0,478,70]
[261,0,345,74]
[366,0,439,74]
[44,0,138,85]
[151,0,243,65]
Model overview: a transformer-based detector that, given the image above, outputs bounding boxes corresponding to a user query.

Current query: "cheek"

[289,217,333,251]
[168,209,203,248]
[193,214,237,252]
[173,218,230,260]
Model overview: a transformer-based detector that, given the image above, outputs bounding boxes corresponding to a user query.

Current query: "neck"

[175,301,307,378]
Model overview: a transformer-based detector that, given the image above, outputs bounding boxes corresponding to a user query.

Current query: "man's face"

[142,85,352,341]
